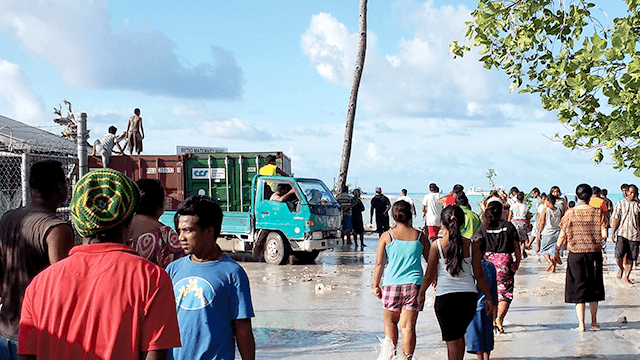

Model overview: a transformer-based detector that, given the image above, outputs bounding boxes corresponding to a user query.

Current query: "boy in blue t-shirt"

[466,240,499,360]
[167,196,255,360]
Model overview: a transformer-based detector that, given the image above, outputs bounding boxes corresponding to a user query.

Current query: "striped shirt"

[611,199,640,242]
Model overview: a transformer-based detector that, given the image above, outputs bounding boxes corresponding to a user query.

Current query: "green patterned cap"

[71,168,140,237]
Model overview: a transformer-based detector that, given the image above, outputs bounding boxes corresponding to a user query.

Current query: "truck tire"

[294,250,320,264]
[264,232,289,265]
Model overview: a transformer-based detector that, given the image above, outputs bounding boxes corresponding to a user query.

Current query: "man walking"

[396,189,416,218]
[168,196,255,360]
[370,187,391,238]
[422,183,443,242]
[0,160,74,360]
[18,169,181,359]
[611,184,640,285]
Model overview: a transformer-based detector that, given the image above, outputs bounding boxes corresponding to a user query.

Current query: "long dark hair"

[441,205,466,277]
[481,201,502,228]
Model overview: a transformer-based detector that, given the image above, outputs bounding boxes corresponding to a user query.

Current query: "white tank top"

[434,239,478,296]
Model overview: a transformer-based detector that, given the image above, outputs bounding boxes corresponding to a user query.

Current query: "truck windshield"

[297,180,338,206]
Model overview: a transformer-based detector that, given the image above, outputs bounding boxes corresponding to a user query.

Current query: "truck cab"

[217,175,342,264]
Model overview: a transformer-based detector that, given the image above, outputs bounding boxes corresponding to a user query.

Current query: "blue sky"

[0,0,635,195]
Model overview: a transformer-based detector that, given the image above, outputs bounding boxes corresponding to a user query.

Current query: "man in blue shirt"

[167,196,255,360]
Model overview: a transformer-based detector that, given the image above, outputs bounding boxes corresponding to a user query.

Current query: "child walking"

[373,200,430,360]
[465,239,499,360]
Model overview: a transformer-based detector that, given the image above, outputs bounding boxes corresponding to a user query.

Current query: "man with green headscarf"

[18,169,181,360]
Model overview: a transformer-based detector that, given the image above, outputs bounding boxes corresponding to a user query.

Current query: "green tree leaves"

[454,0,640,173]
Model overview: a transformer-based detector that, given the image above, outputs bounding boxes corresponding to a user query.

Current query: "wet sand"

[234,236,640,359]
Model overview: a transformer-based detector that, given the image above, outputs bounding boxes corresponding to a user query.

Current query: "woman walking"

[537,194,562,272]
[473,201,521,334]
[373,200,430,359]
[554,184,607,331]
[418,205,493,360]
[508,191,529,258]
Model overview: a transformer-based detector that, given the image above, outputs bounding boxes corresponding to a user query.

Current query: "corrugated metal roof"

[0,115,76,155]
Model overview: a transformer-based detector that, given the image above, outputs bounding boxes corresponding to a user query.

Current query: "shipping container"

[88,155,185,210]
[184,152,291,212]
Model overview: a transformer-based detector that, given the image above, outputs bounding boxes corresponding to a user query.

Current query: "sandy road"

[233,235,640,359]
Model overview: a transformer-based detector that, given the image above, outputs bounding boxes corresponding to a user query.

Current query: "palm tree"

[337,0,367,195]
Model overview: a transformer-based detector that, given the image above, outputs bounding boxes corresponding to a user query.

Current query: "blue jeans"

[0,335,17,360]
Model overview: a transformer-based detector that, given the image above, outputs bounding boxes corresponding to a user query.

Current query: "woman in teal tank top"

[373,200,430,360]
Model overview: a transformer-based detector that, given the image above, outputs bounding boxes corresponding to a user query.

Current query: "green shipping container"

[185,152,291,212]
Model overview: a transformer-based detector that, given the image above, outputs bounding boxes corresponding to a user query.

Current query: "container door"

[186,155,233,210]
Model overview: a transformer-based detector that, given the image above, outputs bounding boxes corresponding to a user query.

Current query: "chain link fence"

[0,152,78,221]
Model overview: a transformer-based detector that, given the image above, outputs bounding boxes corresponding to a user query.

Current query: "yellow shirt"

[259,164,277,176]
[259,164,277,191]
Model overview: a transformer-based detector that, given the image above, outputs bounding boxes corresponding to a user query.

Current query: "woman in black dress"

[351,188,366,248]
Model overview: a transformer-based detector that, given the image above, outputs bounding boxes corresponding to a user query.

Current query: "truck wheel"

[294,250,320,264]
[264,232,288,265]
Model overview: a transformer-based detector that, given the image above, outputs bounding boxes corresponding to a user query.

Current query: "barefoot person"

[126,108,144,155]
[610,184,640,285]
[472,200,521,334]
[373,201,430,360]
[537,194,562,272]
[508,191,530,259]
[418,205,493,360]
[554,184,607,332]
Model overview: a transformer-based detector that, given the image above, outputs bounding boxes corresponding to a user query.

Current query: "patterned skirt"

[512,220,529,243]
[486,252,515,303]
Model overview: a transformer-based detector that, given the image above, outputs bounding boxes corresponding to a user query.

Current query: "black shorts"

[614,236,640,261]
[376,215,390,234]
[434,292,477,341]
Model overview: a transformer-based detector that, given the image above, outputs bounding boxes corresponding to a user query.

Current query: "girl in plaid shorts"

[373,200,430,359]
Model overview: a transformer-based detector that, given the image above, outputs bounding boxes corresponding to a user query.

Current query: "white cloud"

[201,118,273,141]
[301,13,358,86]
[366,142,380,162]
[0,60,46,124]
[0,1,242,99]
[301,1,547,124]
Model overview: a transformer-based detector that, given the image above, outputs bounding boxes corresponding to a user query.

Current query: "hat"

[71,169,140,237]
[375,187,382,193]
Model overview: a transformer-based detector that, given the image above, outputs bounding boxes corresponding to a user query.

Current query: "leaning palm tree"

[336,0,367,195]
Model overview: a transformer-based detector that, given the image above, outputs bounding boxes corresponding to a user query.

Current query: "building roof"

[0,115,76,155]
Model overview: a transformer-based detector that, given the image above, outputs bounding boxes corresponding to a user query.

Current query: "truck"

[88,152,342,264]
[215,174,342,264]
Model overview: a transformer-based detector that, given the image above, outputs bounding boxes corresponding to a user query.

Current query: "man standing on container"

[126,108,144,155]
[370,187,391,238]
[168,195,255,360]
[422,183,443,242]
[0,160,74,360]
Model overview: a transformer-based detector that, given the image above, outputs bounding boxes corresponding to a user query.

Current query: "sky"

[0,0,636,195]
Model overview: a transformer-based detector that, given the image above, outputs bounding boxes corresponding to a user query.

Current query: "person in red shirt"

[438,184,464,207]
[18,169,181,360]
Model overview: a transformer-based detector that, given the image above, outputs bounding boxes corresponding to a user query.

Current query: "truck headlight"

[312,231,323,239]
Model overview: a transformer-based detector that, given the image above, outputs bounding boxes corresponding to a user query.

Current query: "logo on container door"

[192,168,226,180]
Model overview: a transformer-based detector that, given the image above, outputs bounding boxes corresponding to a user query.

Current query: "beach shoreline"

[237,235,640,359]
